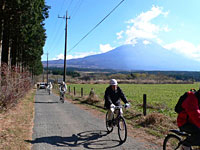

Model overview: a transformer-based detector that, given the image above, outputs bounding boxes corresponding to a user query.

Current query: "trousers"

[107,108,123,121]
[180,123,200,146]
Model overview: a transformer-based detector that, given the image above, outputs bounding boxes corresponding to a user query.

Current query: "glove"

[110,104,115,113]
[125,103,130,108]
[110,104,115,108]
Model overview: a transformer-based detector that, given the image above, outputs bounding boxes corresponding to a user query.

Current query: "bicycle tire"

[118,116,127,143]
[60,96,64,103]
[105,111,113,133]
[163,134,181,150]
[61,97,64,103]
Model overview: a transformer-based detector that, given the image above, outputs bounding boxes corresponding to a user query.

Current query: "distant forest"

[137,71,200,81]
[44,67,80,78]
[44,67,200,81]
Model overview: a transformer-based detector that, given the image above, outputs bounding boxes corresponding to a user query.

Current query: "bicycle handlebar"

[114,105,129,109]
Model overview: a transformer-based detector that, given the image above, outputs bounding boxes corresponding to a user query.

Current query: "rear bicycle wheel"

[118,116,127,143]
[59,95,64,103]
[105,111,113,133]
[163,134,181,150]
[61,96,64,103]
[61,93,64,103]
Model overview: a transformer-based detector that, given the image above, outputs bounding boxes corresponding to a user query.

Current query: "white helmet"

[110,79,118,85]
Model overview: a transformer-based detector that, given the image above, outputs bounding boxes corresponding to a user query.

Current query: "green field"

[68,83,199,117]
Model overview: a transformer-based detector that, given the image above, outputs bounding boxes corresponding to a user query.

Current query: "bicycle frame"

[112,106,123,126]
[163,129,200,150]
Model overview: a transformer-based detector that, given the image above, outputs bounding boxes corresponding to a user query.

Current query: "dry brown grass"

[0,89,35,150]
[135,112,177,135]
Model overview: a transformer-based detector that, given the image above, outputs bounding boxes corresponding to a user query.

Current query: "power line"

[70,0,83,18]
[45,0,66,51]
[67,0,74,12]
[46,21,64,54]
[68,0,125,53]
[46,0,73,53]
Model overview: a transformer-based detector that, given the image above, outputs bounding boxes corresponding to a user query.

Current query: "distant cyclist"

[59,81,67,100]
[47,82,53,94]
[104,79,130,127]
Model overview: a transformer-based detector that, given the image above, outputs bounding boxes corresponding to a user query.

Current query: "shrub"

[0,63,32,110]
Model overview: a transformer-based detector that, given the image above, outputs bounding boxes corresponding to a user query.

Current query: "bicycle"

[105,105,128,143]
[47,87,51,95]
[163,129,200,150]
[60,91,65,103]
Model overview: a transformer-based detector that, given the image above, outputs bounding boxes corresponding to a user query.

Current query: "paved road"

[29,90,160,150]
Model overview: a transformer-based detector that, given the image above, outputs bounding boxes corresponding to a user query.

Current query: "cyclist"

[177,89,200,150]
[104,79,130,127]
[59,81,67,100]
[47,82,53,94]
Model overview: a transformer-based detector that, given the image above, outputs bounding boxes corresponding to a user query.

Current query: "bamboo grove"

[0,0,50,76]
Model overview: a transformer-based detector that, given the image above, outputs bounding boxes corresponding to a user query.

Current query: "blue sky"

[42,0,200,62]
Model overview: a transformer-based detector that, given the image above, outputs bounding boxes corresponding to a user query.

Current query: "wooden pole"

[143,94,147,116]
[81,88,83,97]
[74,87,76,95]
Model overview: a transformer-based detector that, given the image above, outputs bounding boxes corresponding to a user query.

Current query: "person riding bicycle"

[104,79,130,127]
[47,82,53,91]
[59,81,67,100]
[177,89,200,150]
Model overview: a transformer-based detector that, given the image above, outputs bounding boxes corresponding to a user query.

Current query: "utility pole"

[46,52,48,83]
[42,69,44,82]
[58,11,70,82]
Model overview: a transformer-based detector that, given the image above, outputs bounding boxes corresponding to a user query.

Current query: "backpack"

[175,89,196,113]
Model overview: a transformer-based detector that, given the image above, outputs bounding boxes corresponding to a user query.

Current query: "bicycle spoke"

[105,112,113,133]
[118,116,127,143]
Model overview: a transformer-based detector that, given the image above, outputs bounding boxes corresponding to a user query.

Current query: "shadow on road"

[34,101,59,104]
[25,130,123,149]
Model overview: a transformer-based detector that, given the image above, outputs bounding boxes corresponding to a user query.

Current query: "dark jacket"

[104,86,128,109]
[177,91,200,128]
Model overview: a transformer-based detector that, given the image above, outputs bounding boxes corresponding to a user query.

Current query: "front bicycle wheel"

[105,111,113,133]
[118,116,127,143]
[163,134,181,150]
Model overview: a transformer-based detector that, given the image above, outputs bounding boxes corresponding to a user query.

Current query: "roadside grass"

[68,83,199,117]
[64,83,199,138]
[0,89,35,150]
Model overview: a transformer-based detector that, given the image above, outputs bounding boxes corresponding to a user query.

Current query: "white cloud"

[52,54,74,60]
[156,38,163,44]
[72,52,98,58]
[121,6,169,44]
[99,44,115,53]
[143,40,151,45]
[164,40,200,61]
[52,51,99,60]
[116,31,124,39]
[52,54,64,60]
[67,55,76,60]
[163,25,171,32]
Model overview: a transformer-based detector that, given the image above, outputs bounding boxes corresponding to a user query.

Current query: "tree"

[0,0,49,75]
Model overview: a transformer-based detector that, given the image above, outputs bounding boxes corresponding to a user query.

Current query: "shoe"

[180,145,191,150]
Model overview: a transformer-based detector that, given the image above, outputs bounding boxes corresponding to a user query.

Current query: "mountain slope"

[43,40,200,71]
